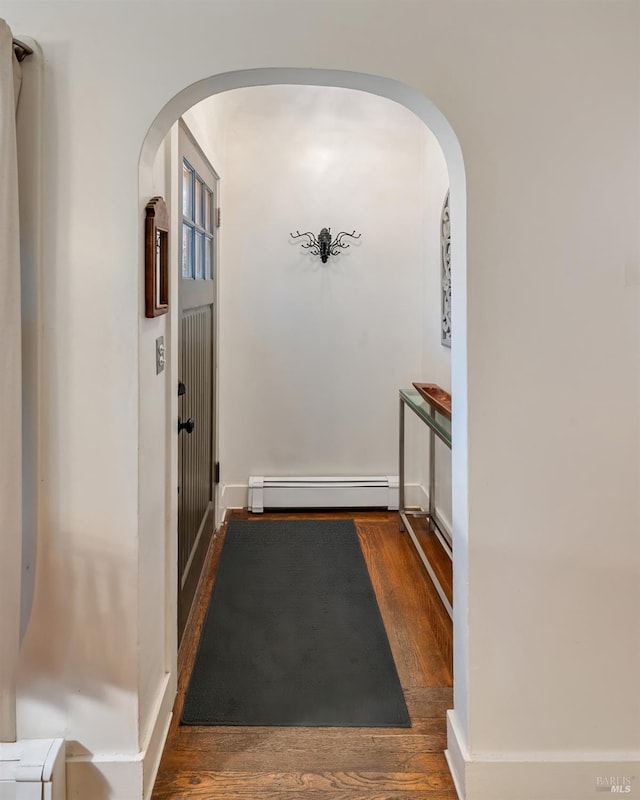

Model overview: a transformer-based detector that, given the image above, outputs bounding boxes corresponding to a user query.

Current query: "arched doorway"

[138,66,468,783]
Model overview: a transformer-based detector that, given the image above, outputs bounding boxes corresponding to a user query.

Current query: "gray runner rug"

[181,518,410,727]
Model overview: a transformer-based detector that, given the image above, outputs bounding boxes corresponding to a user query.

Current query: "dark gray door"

[178,121,218,642]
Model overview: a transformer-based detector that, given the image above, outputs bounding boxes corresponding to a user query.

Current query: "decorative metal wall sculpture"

[290,227,361,263]
[441,191,451,347]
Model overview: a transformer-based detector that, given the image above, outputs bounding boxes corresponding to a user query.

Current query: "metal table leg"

[397,390,453,619]
[428,408,436,532]
[399,395,405,531]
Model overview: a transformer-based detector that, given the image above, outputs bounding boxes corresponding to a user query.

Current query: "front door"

[177,121,218,642]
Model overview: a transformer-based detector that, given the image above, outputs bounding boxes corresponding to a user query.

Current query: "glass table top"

[400,388,452,448]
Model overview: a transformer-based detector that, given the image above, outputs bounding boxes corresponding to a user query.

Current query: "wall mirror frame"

[145,196,169,317]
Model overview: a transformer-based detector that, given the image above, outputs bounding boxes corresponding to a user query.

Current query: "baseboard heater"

[248,476,399,513]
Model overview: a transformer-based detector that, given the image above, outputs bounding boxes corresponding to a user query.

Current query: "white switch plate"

[156,336,166,374]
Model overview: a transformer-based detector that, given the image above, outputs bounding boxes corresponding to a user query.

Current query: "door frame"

[176,119,219,643]
[160,118,222,674]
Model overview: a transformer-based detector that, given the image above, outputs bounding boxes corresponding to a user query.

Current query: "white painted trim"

[446,709,467,799]
[403,482,453,542]
[141,673,174,800]
[165,122,180,678]
[435,507,452,542]
[221,483,249,511]
[221,481,451,526]
[446,710,640,799]
[0,738,66,800]
[66,753,143,800]
[64,673,174,800]
[466,759,640,800]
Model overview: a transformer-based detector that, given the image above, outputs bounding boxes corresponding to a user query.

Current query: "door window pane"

[195,178,203,227]
[205,190,213,233]
[182,223,193,278]
[205,235,213,279]
[182,155,215,281]
[182,162,193,219]
[195,231,204,279]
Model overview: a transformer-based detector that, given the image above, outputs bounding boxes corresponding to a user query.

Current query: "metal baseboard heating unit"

[248,476,399,513]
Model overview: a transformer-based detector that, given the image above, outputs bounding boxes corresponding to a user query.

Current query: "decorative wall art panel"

[441,190,451,347]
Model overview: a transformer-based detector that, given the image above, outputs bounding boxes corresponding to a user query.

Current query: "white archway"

[138,66,469,744]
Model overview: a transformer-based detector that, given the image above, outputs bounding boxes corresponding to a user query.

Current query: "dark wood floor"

[152,510,456,800]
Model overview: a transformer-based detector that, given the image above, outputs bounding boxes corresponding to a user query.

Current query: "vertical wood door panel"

[179,306,213,581]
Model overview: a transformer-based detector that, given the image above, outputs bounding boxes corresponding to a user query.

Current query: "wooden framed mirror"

[145,196,169,317]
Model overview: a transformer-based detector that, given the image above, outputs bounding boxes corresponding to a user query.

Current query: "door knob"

[178,417,195,434]
[178,381,186,397]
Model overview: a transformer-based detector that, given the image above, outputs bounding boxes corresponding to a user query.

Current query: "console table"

[398,385,452,619]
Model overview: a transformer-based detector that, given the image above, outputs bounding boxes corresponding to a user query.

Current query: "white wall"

[188,85,449,505]
[182,92,238,173]
[137,134,172,759]
[2,2,638,799]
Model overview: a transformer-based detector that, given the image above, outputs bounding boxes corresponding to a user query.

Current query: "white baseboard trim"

[65,673,175,800]
[405,482,429,510]
[404,483,453,541]
[66,753,143,800]
[445,709,467,799]
[142,672,175,799]
[221,483,248,511]
[446,710,640,799]
[222,482,450,521]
